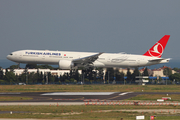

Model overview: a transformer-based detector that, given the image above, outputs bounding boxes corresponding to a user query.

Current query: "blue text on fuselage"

[25,52,61,56]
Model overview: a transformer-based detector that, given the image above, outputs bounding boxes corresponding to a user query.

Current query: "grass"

[0,105,180,119]
[126,94,180,101]
[0,85,180,92]
[0,96,32,101]
[1,85,180,119]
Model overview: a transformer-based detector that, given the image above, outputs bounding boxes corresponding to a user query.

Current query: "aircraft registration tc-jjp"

[7,35,170,69]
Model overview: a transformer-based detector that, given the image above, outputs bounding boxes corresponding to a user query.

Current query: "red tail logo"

[143,35,170,58]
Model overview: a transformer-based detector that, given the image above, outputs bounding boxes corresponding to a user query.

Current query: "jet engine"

[59,60,74,69]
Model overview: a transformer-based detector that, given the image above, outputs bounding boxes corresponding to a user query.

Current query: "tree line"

[0,64,180,84]
[0,64,145,84]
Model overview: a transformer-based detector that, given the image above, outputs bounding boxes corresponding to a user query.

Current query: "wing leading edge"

[72,52,103,67]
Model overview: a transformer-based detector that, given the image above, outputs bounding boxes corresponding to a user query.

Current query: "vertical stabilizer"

[143,35,170,58]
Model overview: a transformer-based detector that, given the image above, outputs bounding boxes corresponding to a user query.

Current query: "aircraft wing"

[72,52,103,66]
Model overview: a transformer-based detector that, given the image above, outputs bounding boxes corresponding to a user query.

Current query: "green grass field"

[0,85,180,119]
[0,105,180,119]
[126,94,180,101]
[0,96,32,101]
[0,84,180,92]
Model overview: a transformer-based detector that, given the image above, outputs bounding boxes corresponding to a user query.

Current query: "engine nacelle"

[59,60,74,69]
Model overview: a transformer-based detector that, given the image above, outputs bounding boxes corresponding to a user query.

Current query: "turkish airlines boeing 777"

[7,35,170,69]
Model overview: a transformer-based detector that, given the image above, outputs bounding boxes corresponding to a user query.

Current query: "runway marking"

[106,95,120,100]
[54,97,84,101]
[105,92,133,100]
[119,92,133,96]
[41,92,116,96]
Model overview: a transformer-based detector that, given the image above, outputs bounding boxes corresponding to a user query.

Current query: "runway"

[0,92,180,103]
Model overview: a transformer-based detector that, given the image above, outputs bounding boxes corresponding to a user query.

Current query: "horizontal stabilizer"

[148,58,170,63]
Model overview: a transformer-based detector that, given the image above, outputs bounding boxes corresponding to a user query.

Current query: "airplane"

[7,35,170,69]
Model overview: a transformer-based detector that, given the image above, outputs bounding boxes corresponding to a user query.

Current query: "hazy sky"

[1,0,180,60]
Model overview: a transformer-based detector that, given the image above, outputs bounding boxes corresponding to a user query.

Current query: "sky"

[0,0,180,62]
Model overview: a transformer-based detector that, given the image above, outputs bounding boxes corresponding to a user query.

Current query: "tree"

[62,72,70,82]
[37,64,54,69]
[74,69,80,81]
[25,64,37,69]
[19,72,26,83]
[113,68,124,82]
[70,78,75,83]
[96,68,104,81]
[132,67,140,81]
[27,72,36,84]
[65,79,70,83]
[163,68,172,77]
[3,70,17,84]
[169,73,180,81]
[87,68,93,81]
[59,75,64,83]
[69,70,73,79]
[19,68,29,83]
[119,72,124,82]
[173,68,180,72]
[47,72,55,83]
[0,68,3,79]
[81,68,96,83]
[105,68,115,82]
[126,68,132,82]
[143,67,149,76]
[37,71,43,83]
[32,72,39,84]
[114,69,123,82]
[9,65,18,69]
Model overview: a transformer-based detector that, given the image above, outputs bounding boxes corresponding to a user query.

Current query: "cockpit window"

[9,53,13,55]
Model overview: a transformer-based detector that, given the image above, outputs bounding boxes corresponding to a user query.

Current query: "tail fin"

[143,35,170,58]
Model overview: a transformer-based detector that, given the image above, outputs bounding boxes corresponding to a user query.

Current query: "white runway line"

[41,92,116,95]
[119,92,133,95]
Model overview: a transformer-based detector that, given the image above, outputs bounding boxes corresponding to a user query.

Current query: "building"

[152,66,176,77]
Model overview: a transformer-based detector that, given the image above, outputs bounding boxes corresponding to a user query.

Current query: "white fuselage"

[7,50,169,68]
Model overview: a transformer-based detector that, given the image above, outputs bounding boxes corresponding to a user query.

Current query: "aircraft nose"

[6,55,10,60]
[6,54,13,60]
